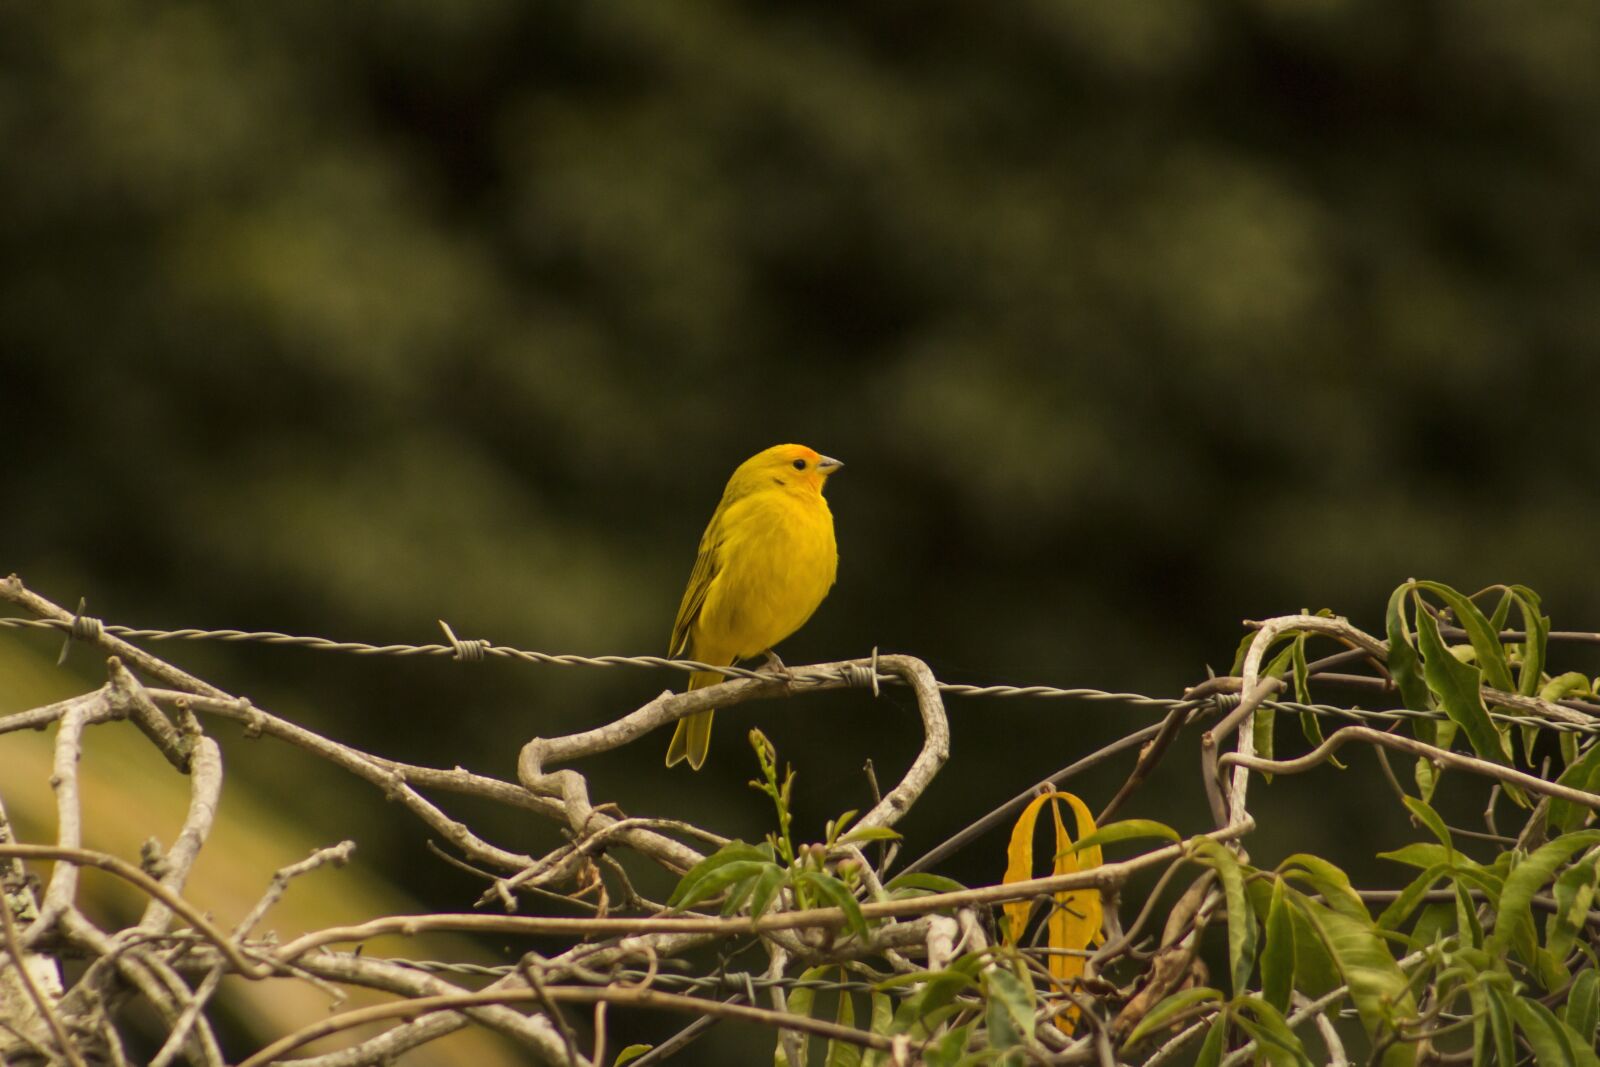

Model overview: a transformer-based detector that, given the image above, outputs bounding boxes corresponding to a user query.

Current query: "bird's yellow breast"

[695,487,837,660]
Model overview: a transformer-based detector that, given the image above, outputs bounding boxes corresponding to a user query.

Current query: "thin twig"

[1,846,263,978]
[1220,726,1600,810]
[237,984,900,1067]
[900,719,1172,876]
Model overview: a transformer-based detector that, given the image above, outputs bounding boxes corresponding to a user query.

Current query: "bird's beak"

[816,455,844,474]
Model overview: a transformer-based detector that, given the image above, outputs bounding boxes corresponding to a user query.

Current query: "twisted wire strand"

[370,958,908,996]
[0,615,1187,706]
[1264,698,1600,735]
[5,614,1597,732]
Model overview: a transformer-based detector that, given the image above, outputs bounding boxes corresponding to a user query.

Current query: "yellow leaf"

[1001,791,1053,945]
[1000,789,1103,1031]
[1048,792,1102,1028]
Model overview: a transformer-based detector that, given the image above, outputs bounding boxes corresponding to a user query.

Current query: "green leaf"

[675,860,775,910]
[860,993,895,1067]
[1542,672,1592,704]
[1565,969,1600,1047]
[1401,796,1456,858]
[1278,853,1369,921]
[838,826,901,844]
[1286,893,1342,996]
[669,841,775,907]
[1288,626,1339,766]
[1377,842,1454,870]
[1123,987,1223,1047]
[1059,819,1180,856]
[750,865,786,920]
[1414,755,1441,803]
[1413,580,1516,694]
[613,1045,652,1066]
[1536,945,1572,995]
[1451,862,1506,901]
[1377,863,1450,934]
[1234,997,1312,1067]
[984,967,1035,1051]
[1549,741,1600,835]
[1386,583,1433,715]
[1488,831,1600,967]
[886,964,975,1039]
[1457,882,1485,949]
[1415,601,1519,793]
[1483,980,1517,1067]
[1410,899,1454,951]
[1254,642,1297,774]
[1488,589,1514,634]
[1509,584,1551,699]
[1196,841,1258,996]
[1511,993,1600,1067]
[725,867,766,915]
[1228,630,1258,676]
[922,1024,970,1067]
[1297,700,1332,765]
[798,871,869,940]
[1290,632,1311,704]
[1293,895,1417,1064]
[867,990,894,1035]
[1230,1018,1297,1067]
[787,963,833,1033]
[883,872,967,898]
[826,981,861,1067]
[1262,878,1295,1014]
[1547,852,1600,960]
[1194,1010,1228,1067]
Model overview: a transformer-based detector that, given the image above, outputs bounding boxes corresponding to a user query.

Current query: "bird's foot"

[759,649,796,688]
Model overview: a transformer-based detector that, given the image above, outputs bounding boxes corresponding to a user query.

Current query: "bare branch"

[105,657,192,772]
[1219,725,1600,810]
[138,737,222,934]
[238,983,901,1067]
[1,846,264,978]
[27,695,99,945]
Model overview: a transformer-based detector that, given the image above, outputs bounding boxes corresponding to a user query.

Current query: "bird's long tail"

[665,670,724,770]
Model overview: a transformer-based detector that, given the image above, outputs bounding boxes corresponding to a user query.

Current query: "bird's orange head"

[727,443,843,498]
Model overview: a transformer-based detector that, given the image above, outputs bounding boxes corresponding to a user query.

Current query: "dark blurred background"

[3,1,1599,1060]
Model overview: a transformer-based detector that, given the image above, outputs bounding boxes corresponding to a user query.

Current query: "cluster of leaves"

[1149,579,1600,1064]
[1133,803,1600,1066]
[774,953,1044,1067]
[1387,580,1553,801]
[666,730,931,941]
[666,733,1125,1065]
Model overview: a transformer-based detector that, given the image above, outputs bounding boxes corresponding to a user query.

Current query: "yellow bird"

[665,444,842,770]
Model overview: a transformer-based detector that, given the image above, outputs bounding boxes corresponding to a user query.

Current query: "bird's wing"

[669,517,723,658]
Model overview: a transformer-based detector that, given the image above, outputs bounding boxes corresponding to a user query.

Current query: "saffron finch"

[665,444,843,770]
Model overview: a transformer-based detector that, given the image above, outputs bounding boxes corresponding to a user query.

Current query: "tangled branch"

[4,574,1600,1065]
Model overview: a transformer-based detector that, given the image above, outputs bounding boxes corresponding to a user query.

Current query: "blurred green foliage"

[3,2,1599,1059]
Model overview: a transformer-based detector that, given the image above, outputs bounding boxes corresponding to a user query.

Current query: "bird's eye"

[792,458,807,470]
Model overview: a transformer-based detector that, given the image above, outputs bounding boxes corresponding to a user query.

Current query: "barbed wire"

[6,613,1600,738]
[345,957,1378,1023]
[1264,698,1600,736]
[0,614,1185,707]
[373,958,901,995]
